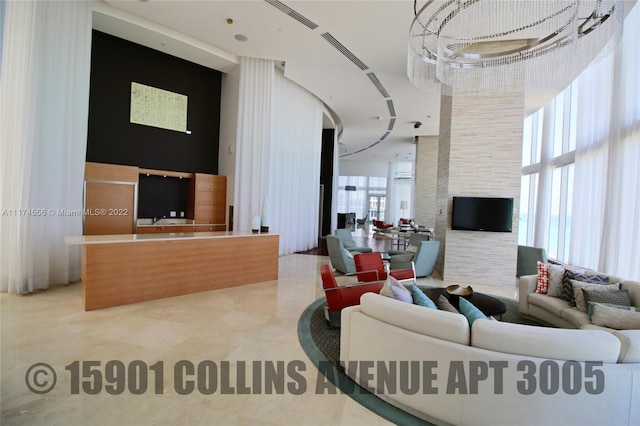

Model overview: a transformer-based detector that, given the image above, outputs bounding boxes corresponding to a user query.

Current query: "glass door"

[368,195,386,221]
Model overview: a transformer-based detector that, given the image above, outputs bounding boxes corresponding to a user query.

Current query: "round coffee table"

[422,287,507,317]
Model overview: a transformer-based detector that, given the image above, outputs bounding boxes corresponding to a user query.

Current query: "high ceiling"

[93,0,627,162]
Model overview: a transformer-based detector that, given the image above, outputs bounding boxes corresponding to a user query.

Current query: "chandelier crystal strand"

[408,0,623,96]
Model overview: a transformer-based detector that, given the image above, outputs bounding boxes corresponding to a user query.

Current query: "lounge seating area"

[341,292,640,425]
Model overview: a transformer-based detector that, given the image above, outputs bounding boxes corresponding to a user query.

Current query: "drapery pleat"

[1,0,91,293]
[569,3,640,280]
[234,59,323,255]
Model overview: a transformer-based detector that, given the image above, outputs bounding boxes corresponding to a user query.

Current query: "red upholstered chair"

[354,252,416,284]
[320,264,383,326]
[372,219,393,230]
[354,252,387,282]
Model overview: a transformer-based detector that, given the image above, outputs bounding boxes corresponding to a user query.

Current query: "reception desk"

[66,232,279,311]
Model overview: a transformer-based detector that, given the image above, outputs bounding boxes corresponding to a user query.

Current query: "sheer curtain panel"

[0,1,91,293]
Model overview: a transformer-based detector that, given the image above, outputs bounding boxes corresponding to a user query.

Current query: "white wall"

[218,65,240,227]
[339,159,388,177]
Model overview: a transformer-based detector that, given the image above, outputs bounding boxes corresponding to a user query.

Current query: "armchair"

[353,252,416,284]
[388,233,430,255]
[326,235,355,274]
[334,228,372,254]
[390,240,440,278]
[372,220,393,231]
[517,245,547,278]
[320,264,383,327]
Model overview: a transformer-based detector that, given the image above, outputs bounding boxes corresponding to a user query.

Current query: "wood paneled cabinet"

[136,224,226,234]
[188,173,226,225]
[84,162,138,235]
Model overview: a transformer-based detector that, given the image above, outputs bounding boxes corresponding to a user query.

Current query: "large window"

[519,83,577,263]
[337,176,387,221]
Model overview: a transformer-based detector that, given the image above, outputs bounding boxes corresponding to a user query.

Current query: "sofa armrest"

[622,280,640,307]
[518,274,538,315]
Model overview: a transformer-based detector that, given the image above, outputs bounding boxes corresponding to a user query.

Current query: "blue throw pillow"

[410,285,436,309]
[458,297,487,325]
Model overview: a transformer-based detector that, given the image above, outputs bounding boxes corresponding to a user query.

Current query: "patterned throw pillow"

[535,261,549,294]
[561,269,609,302]
[583,288,630,308]
[388,276,413,303]
[571,280,620,312]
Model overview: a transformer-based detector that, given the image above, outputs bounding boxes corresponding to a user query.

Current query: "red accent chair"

[320,264,383,326]
[372,219,393,230]
[353,252,416,284]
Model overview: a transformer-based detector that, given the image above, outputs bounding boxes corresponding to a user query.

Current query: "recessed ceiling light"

[234,34,248,42]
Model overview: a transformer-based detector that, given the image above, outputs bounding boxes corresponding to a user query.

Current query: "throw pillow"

[410,285,436,309]
[379,277,394,298]
[583,288,630,308]
[571,280,620,312]
[437,295,459,313]
[458,297,487,326]
[547,263,566,297]
[389,276,413,303]
[587,301,637,317]
[535,261,549,294]
[561,269,609,302]
[590,303,640,330]
[344,249,354,259]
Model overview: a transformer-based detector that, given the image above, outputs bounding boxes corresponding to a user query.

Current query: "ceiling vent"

[321,32,369,71]
[366,72,390,98]
[264,0,319,29]
[386,100,396,117]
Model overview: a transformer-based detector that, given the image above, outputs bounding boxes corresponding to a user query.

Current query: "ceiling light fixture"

[407,0,623,96]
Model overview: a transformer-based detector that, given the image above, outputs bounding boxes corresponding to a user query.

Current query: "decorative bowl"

[446,284,473,297]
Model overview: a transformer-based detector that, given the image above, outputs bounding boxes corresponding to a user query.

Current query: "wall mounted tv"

[451,196,514,232]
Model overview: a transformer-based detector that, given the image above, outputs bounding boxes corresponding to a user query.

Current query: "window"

[521,83,577,263]
[338,176,387,221]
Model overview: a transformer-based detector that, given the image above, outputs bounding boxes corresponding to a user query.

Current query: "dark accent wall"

[87,30,222,174]
[320,129,335,236]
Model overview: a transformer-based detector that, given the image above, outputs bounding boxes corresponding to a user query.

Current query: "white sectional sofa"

[340,293,640,426]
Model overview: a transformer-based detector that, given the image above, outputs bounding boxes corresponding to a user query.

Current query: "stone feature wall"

[414,136,439,229]
[435,93,524,286]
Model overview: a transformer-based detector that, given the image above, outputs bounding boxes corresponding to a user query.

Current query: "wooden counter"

[66,232,279,311]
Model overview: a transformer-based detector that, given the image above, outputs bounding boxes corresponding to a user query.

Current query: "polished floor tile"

[1,252,517,425]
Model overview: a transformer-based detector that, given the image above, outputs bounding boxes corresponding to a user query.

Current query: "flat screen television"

[451,196,514,232]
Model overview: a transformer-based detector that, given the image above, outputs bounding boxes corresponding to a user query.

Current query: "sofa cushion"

[561,269,609,301]
[590,302,640,330]
[359,293,470,345]
[410,284,436,309]
[560,306,592,328]
[528,292,570,317]
[471,320,621,363]
[571,280,621,311]
[458,297,487,326]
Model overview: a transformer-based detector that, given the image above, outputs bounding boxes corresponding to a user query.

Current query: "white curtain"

[0,1,91,293]
[270,68,323,255]
[570,3,640,280]
[234,59,323,255]
[234,57,273,235]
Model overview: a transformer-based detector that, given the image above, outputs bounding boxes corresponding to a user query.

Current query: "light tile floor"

[1,253,517,426]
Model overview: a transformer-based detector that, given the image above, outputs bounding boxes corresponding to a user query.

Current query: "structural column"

[435,93,524,286]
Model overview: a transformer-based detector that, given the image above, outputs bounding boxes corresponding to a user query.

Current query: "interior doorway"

[369,195,386,221]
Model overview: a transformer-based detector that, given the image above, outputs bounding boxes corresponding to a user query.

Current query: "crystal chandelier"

[408,0,624,96]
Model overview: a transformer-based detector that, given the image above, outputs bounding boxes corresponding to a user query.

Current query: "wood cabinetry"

[188,173,226,225]
[84,162,138,235]
[136,224,226,234]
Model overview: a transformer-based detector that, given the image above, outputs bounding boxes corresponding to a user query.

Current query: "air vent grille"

[386,100,396,117]
[321,33,369,71]
[388,118,396,131]
[366,73,390,98]
[265,0,319,29]
[380,131,391,141]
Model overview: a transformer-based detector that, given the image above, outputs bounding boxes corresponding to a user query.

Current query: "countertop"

[65,231,279,245]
